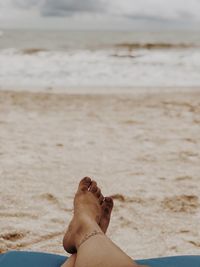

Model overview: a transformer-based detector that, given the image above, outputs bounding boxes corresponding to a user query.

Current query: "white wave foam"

[0,47,200,90]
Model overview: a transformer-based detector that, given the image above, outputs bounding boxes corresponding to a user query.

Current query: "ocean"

[0,29,200,91]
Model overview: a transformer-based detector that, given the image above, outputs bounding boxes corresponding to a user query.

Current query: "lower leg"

[62,177,140,267]
[75,226,137,267]
[62,196,114,267]
[61,254,76,267]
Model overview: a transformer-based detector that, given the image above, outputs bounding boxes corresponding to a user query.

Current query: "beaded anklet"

[78,230,103,248]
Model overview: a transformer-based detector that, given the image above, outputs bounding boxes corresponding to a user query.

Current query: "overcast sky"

[0,0,200,30]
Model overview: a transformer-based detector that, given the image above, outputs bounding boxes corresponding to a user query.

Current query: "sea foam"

[0,29,200,91]
[0,46,200,90]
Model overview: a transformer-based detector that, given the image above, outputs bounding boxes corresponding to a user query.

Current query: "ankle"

[78,230,104,249]
[74,220,102,248]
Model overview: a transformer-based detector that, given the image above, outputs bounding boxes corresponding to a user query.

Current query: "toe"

[105,197,114,207]
[105,196,113,204]
[89,181,97,193]
[99,197,113,233]
[79,177,92,192]
[103,197,114,213]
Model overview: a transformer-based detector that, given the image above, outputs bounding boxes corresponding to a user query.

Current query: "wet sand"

[0,89,200,259]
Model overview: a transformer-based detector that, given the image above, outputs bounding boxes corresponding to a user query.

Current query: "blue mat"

[0,251,200,267]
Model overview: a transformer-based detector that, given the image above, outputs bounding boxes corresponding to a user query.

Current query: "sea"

[0,29,200,91]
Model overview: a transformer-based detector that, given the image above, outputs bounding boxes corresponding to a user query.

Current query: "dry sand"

[0,89,200,259]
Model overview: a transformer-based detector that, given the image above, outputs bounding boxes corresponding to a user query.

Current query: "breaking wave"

[115,42,197,50]
[22,48,47,55]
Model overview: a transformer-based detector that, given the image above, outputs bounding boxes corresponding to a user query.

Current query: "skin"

[62,182,113,267]
[62,177,148,267]
[62,182,114,267]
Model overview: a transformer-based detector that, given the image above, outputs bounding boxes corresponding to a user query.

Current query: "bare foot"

[63,177,109,254]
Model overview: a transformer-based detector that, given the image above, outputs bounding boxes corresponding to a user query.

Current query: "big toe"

[102,197,114,215]
[78,177,92,192]
[99,197,114,233]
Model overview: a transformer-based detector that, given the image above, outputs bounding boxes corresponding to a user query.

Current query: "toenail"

[91,186,97,192]
[84,177,91,183]
[105,197,111,202]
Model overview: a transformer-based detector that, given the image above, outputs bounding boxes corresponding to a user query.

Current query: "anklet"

[78,230,103,248]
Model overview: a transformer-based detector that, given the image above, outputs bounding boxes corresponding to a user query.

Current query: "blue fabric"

[0,251,66,267]
[135,255,200,267]
[0,251,200,267]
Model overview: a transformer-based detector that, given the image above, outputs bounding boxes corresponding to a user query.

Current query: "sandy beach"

[0,89,200,259]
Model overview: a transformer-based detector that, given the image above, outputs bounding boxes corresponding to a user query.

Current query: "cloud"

[1,0,200,29]
[40,0,106,16]
[12,0,42,8]
[107,0,200,21]
[11,0,106,16]
[7,0,200,21]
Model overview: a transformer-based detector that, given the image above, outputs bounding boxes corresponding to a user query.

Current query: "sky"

[0,0,200,30]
